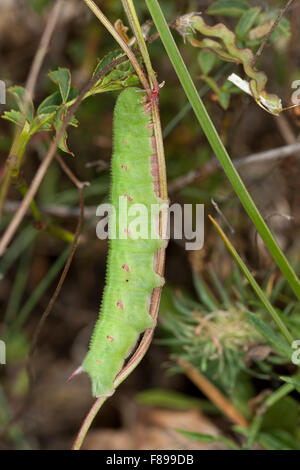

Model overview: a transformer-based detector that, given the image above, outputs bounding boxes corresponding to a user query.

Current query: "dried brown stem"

[25,0,64,100]
[0,0,64,218]
[178,359,248,428]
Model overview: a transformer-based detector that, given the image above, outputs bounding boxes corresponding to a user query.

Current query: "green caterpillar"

[81,87,166,397]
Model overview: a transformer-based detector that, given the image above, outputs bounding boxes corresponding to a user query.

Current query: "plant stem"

[15,176,75,244]
[72,396,107,450]
[0,0,63,220]
[178,359,248,428]
[145,0,300,301]
[83,0,149,92]
[0,56,127,257]
[121,0,157,88]
[72,1,168,450]
[121,1,167,200]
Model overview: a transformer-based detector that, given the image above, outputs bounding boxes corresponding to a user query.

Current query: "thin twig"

[254,0,295,64]
[0,55,127,257]
[169,141,300,193]
[1,142,89,441]
[275,114,297,145]
[2,200,96,219]
[25,0,64,100]
[0,0,64,218]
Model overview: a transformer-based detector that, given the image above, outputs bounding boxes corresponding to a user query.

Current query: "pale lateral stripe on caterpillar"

[81,87,166,397]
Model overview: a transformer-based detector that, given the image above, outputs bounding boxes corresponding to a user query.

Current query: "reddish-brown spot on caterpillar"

[124,194,133,201]
[123,140,127,144]
[106,336,114,343]
[121,165,128,171]
[122,264,130,272]
[116,300,124,310]
[97,359,102,364]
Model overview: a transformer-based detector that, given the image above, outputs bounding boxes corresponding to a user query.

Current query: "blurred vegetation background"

[0,0,300,450]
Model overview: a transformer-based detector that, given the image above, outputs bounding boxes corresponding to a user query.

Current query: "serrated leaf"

[2,110,24,126]
[93,50,124,77]
[54,107,74,156]
[207,0,250,18]
[235,7,260,40]
[197,50,216,75]
[280,376,300,393]
[37,88,78,116]
[192,269,220,311]
[8,86,34,123]
[246,312,292,359]
[48,68,71,104]
[37,91,62,115]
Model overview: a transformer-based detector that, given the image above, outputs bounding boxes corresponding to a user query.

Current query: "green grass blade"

[209,215,293,344]
[12,246,70,330]
[145,0,300,301]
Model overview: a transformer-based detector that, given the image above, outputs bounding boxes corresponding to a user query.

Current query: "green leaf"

[37,91,62,115]
[280,375,300,393]
[207,0,250,18]
[30,112,56,134]
[48,68,71,104]
[93,50,124,76]
[235,7,261,40]
[197,50,216,75]
[175,429,239,450]
[136,389,218,413]
[55,107,74,156]
[2,110,24,126]
[87,50,139,96]
[246,312,292,359]
[8,86,34,123]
